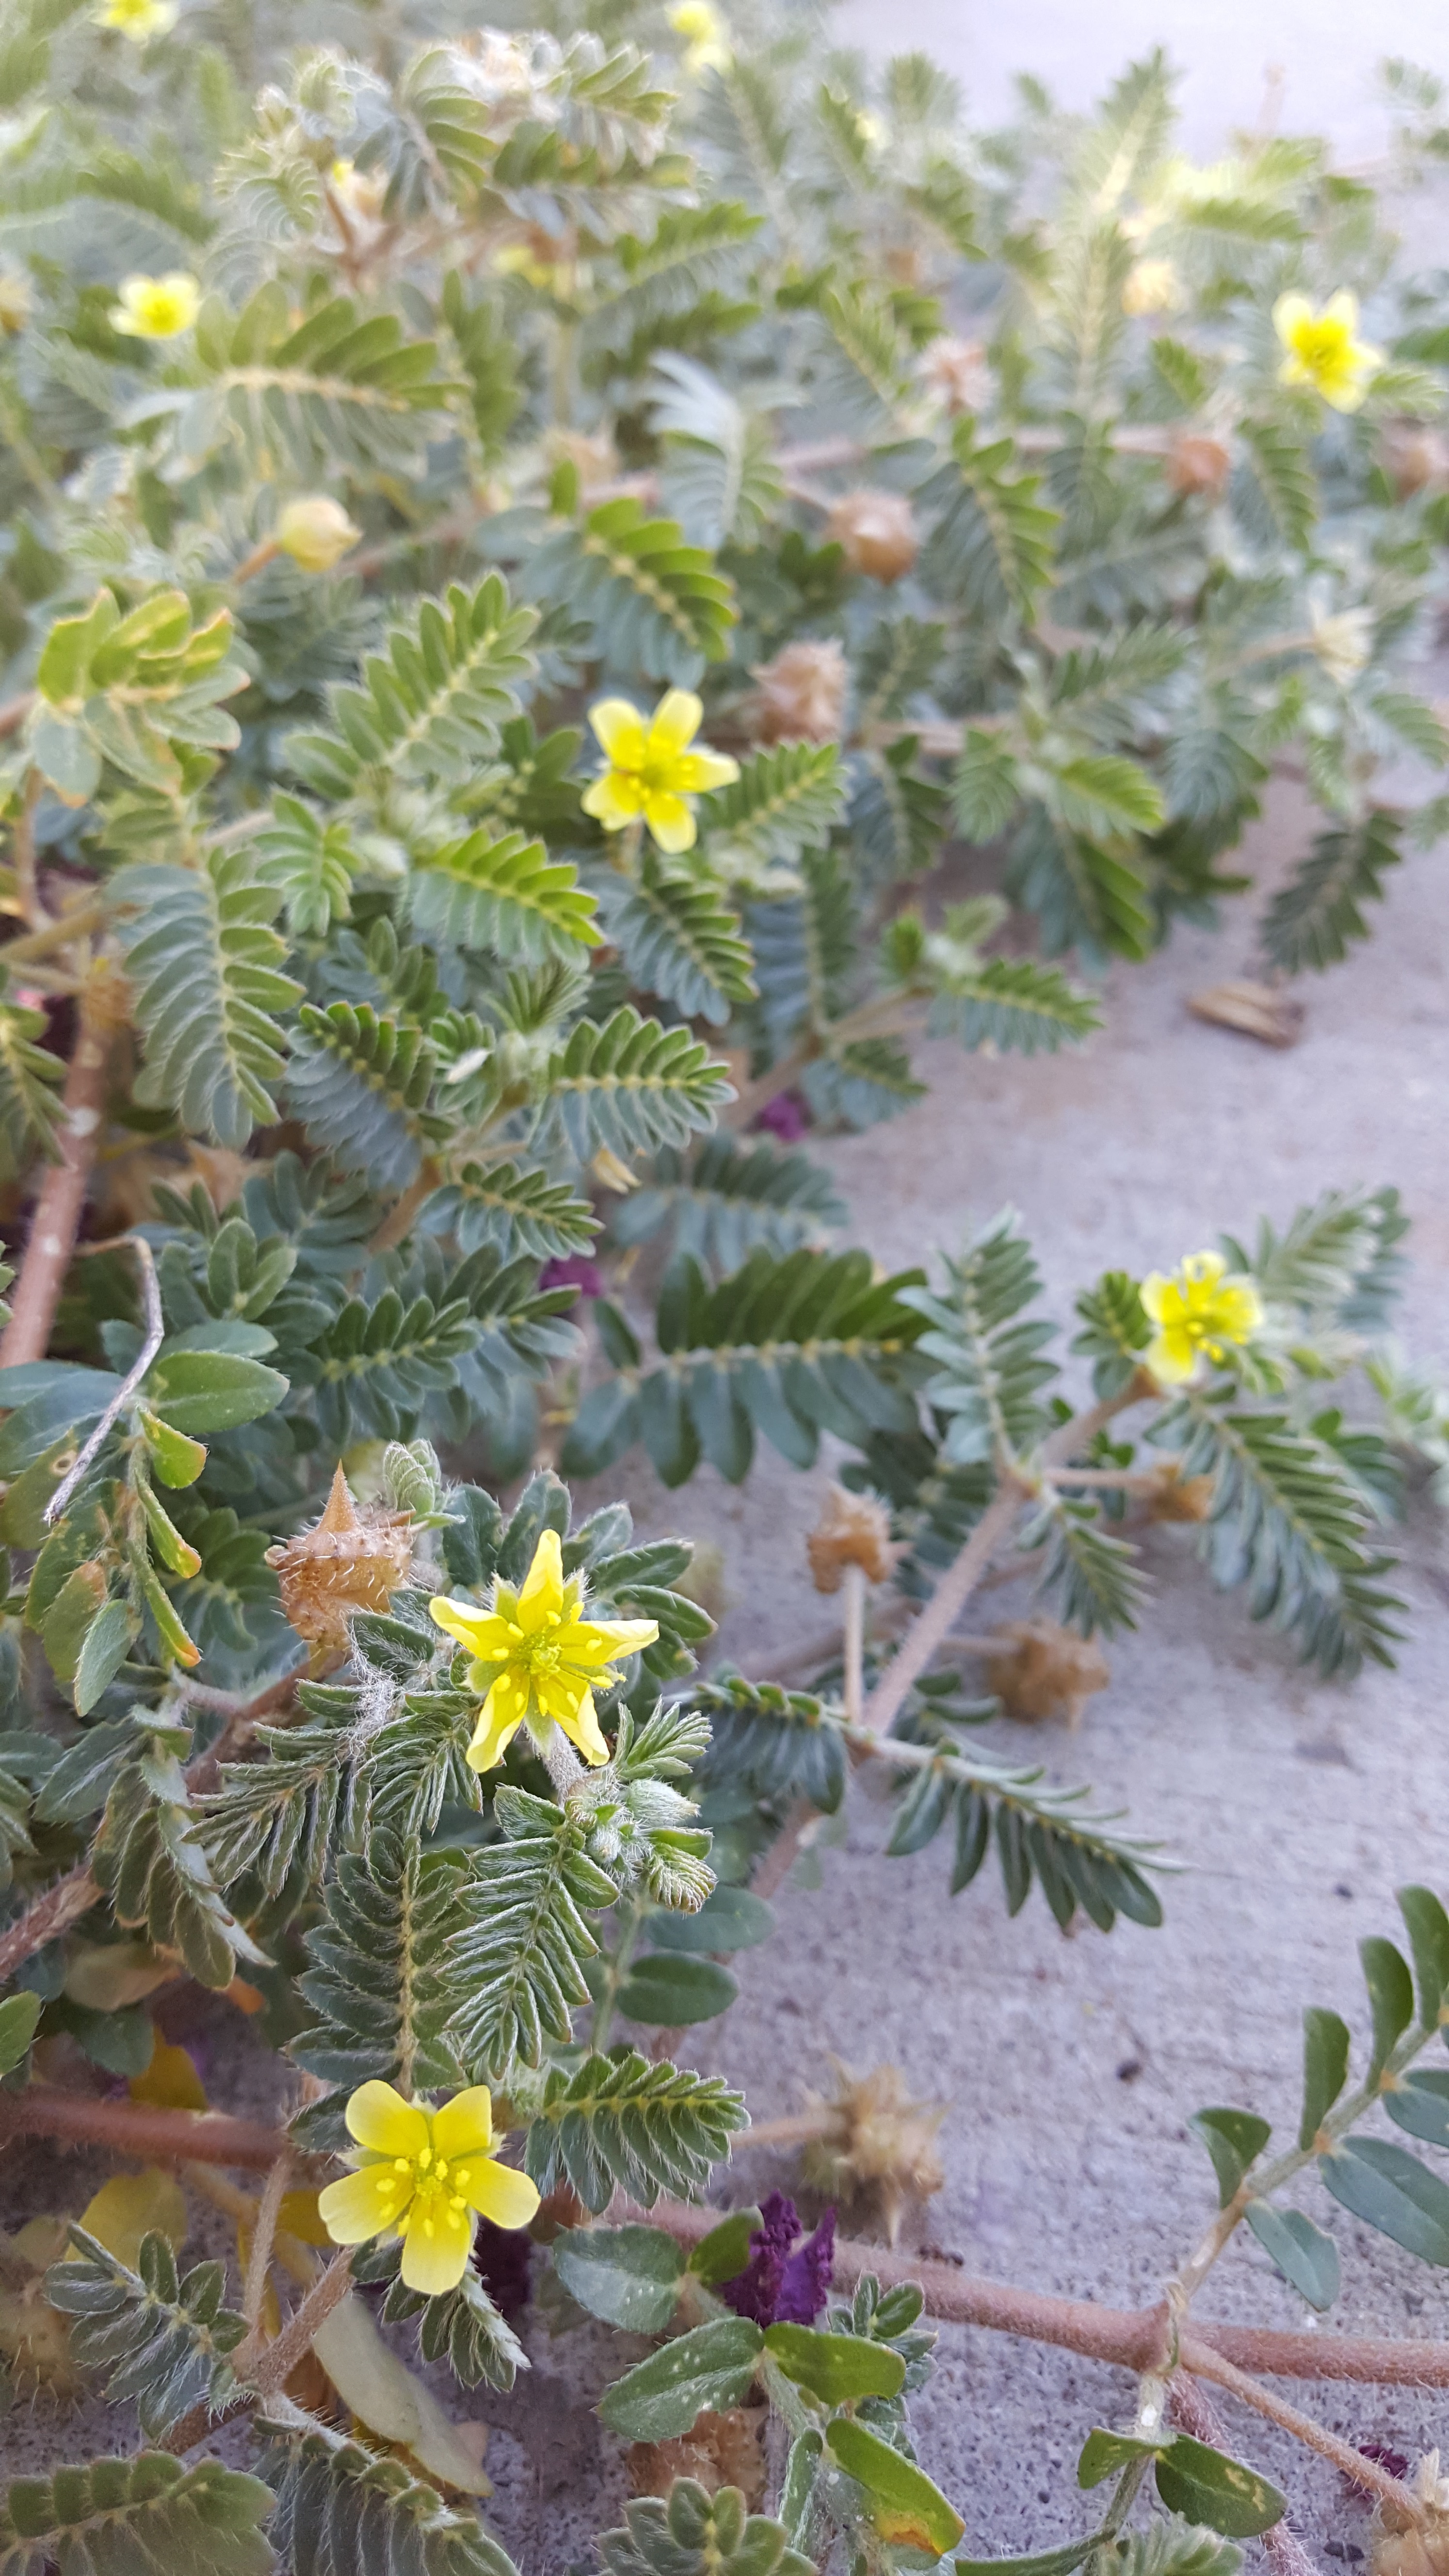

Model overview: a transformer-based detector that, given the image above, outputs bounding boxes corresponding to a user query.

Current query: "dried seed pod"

[752,639,848,744]
[264,1464,413,1648]
[827,488,919,583]
[628,2404,768,2506]
[806,1486,898,1593]
[1166,433,1232,499]
[1142,1462,1216,1523]
[1187,979,1305,1049]
[799,2058,947,2248]
[983,1616,1110,1726]
[919,334,988,415]
[1380,423,1449,499]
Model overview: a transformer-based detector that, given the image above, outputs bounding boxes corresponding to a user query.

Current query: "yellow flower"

[430,1527,658,1772]
[317,2080,540,2298]
[96,0,177,38]
[670,0,732,73]
[580,690,739,855]
[110,273,200,341]
[1140,1250,1264,1387]
[1273,291,1381,413]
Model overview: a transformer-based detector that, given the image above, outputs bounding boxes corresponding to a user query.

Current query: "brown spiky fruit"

[806,1487,898,1593]
[827,489,919,584]
[1142,1462,1215,1523]
[628,2405,767,2507]
[1166,433,1231,499]
[264,1465,413,1647]
[799,2058,947,2248]
[983,1617,1110,1726]
[752,639,848,744]
[919,334,988,415]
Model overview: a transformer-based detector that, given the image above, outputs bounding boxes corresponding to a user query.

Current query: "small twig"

[165,2248,354,2453]
[859,1478,1028,1741]
[43,1237,165,1526]
[1179,2334,1427,2522]
[183,2164,319,2291]
[1041,1465,1163,1494]
[841,1562,866,1728]
[1170,2375,1331,2576]
[0,959,127,1370]
[0,1862,98,1981]
[749,1795,818,1901]
[0,2087,314,2171]
[0,897,109,966]
[240,2150,293,2344]
[10,771,47,931]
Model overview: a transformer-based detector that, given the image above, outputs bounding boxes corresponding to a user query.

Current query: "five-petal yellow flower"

[430,1527,658,1771]
[1140,1250,1264,1387]
[96,0,177,36]
[670,0,732,73]
[318,2080,540,2297]
[110,273,200,340]
[1273,292,1381,413]
[580,690,739,855]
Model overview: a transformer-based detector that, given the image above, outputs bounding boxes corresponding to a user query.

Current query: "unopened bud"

[827,488,919,584]
[1122,258,1179,317]
[275,497,361,574]
[1380,423,1449,500]
[984,1616,1110,1727]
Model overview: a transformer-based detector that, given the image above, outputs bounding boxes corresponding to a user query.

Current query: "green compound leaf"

[0,2453,275,2576]
[1152,2437,1285,2540]
[825,2416,966,2557]
[551,2224,685,2332]
[531,498,735,685]
[598,2316,763,2441]
[1243,2202,1340,2311]
[523,2048,747,2213]
[1319,2135,1449,2265]
[598,2478,813,2576]
[764,2321,907,2405]
[113,851,301,1151]
[47,2229,245,2441]
[409,830,601,966]
[1189,2108,1272,2208]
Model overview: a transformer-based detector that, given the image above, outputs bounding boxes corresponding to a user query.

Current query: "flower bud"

[1122,257,1180,317]
[275,497,362,574]
[1166,433,1231,499]
[265,1464,413,1647]
[752,639,848,744]
[827,488,919,584]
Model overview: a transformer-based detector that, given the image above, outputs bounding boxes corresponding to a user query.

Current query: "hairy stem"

[0,1861,98,1980]
[0,960,128,1368]
[240,2150,294,2344]
[165,2249,354,2454]
[1177,2336,1424,2520]
[842,1562,866,1727]
[0,897,109,966]
[1170,2375,1331,2576]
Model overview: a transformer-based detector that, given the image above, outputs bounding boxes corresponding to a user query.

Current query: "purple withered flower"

[755,1092,810,1143]
[473,2215,533,2320]
[720,2189,835,2326]
[539,1254,604,1301]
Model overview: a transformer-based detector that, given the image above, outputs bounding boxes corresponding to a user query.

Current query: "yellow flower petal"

[547,1678,611,1765]
[345,2081,430,2159]
[467,1670,529,1771]
[1181,1250,1225,1290]
[645,689,704,758]
[431,2086,495,2162]
[1139,1271,1172,1323]
[516,1527,565,1628]
[556,1614,659,1664]
[672,748,741,793]
[1272,292,1312,351]
[581,771,645,830]
[1323,290,1360,333]
[465,2160,542,2231]
[643,789,696,853]
[1145,1330,1197,1386]
[399,2200,473,2295]
[588,699,649,767]
[430,1596,513,1658]
[319,2164,412,2245]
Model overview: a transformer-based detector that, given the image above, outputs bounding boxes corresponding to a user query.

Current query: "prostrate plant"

[0,0,1448,2568]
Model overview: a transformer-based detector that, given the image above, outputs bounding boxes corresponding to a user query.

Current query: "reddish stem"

[0,962,128,1368]
[0,1863,97,1982]
[0,2087,311,2171]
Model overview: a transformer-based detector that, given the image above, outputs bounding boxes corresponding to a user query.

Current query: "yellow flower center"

[1292,321,1350,376]
[375,2147,477,2231]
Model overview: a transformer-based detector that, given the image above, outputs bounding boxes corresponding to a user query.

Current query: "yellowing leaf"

[129,2033,208,2111]
[278,2188,333,2249]
[64,1940,173,2011]
[311,2294,492,2495]
[73,2169,188,2270]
